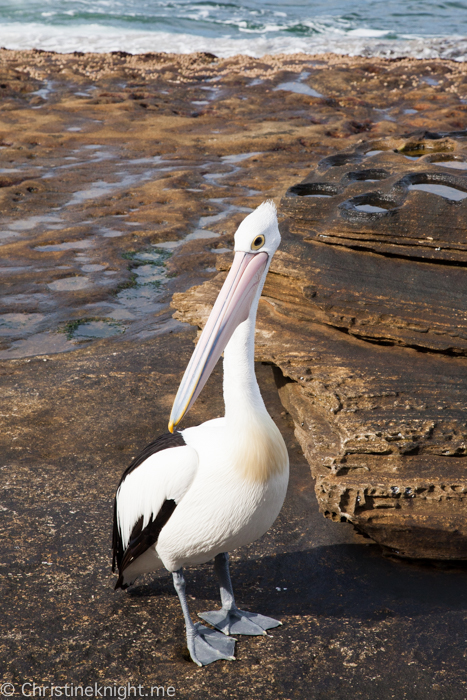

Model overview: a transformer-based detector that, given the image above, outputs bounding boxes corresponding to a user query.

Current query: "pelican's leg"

[172,569,236,666]
[198,552,282,636]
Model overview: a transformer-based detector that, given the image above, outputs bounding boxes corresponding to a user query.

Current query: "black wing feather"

[114,500,177,590]
[112,431,186,585]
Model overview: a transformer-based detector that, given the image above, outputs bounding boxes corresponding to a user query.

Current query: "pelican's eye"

[251,234,265,251]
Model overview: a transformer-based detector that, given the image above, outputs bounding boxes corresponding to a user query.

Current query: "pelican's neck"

[222,289,289,484]
[220,256,289,483]
[223,302,266,425]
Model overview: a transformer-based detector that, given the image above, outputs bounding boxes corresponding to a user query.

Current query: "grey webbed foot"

[205,553,282,637]
[199,608,281,636]
[188,622,236,666]
[172,568,236,667]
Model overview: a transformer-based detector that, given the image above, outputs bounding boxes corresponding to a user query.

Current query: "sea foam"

[0,22,466,60]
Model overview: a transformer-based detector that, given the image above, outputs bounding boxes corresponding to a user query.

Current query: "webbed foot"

[187,622,236,666]
[198,608,281,636]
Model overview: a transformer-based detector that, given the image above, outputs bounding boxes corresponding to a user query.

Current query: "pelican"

[112,201,289,666]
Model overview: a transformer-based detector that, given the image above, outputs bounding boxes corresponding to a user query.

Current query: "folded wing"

[112,432,198,588]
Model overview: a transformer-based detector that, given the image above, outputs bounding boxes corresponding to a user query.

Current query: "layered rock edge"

[173,133,467,560]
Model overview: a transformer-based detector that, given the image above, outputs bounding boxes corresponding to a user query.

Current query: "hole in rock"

[397,142,452,160]
[346,169,390,183]
[399,172,467,201]
[288,182,339,198]
[429,156,467,170]
[355,203,389,213]
[408,183,467,201]
[340,193,399,217]
[318,153,362,170]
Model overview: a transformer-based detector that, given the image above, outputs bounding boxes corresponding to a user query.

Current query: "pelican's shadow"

[129,542,467,621]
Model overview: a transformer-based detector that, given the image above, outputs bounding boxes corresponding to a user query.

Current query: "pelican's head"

[169,201,280,432]
[233,200,281,257]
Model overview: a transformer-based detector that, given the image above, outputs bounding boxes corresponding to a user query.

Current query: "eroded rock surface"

[173,132,467,559]
[2,51,467,694]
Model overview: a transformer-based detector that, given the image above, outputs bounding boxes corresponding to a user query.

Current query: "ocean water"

[0,0,466,59]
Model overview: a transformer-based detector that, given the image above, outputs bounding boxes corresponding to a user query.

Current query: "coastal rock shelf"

[173,132,467,560]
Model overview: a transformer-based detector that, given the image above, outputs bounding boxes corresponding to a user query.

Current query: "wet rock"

[173,132,467,560]
[3,50,467,692]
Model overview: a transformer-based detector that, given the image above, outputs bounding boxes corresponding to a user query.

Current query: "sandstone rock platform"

[174,132,467,560]
[2,50,467,694]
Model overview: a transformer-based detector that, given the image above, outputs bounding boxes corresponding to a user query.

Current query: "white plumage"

[113,201,289,666]
[116,444,198,567]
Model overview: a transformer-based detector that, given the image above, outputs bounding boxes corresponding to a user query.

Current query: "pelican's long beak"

[169,251,268,432]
